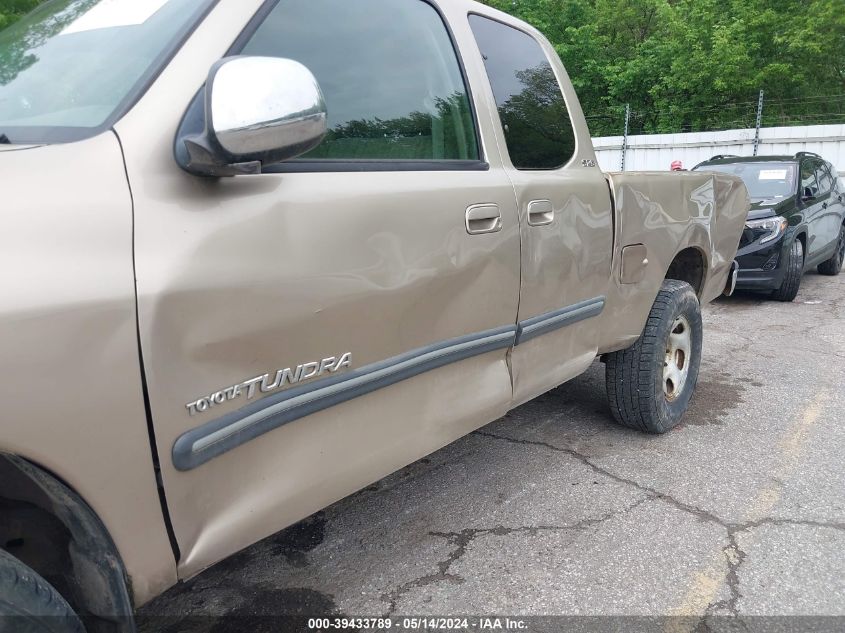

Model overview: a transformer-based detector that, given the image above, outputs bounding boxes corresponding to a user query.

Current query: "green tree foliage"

[0,0,99,85]
[307,92,478,160]
[3,0,843,135]
[480,0,845,135]
[0,0,41,31]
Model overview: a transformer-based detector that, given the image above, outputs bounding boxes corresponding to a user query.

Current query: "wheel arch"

[0,453,134,632]
[794,228,807,252]
[664,246,708,297]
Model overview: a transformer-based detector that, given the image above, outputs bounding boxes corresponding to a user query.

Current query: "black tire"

[0,549,84,633]
[817,223,845,276]
[771,238,803,301]
[605,280,702,434]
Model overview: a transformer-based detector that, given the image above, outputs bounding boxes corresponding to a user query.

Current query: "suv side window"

[801,161,819,198]
[468,15,575,170]
[816,162,834,196]
[239,0,478,162]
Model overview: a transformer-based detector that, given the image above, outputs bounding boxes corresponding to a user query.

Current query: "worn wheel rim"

[663,315,691,401]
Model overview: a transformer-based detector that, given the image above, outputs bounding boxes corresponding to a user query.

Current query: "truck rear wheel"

[0,549,84,633]
[605,280,702,434]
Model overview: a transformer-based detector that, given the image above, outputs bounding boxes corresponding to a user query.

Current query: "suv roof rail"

[795,151,822,159]
[709,154,739,161]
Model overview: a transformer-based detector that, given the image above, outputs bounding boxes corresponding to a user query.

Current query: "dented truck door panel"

[118,0,521,577]
[468,12,614,406]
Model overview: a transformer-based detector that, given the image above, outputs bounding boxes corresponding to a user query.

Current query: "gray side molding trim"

[515,296,606,345]
[172,325,517,471]
[172,295,606,471]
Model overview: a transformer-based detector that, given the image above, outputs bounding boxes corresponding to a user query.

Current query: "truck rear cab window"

[238,0,478,163]
[468,14,575,170]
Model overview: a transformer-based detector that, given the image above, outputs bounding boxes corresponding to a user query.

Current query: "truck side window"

[239,0,478,162]
[468,14,575,170]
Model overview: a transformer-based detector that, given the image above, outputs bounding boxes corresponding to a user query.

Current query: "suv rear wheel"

[0,549,84,633]
[605,280,702,433]
[817,223,845,276]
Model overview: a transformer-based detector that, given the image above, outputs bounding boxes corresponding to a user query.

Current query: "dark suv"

[694,153,845,301]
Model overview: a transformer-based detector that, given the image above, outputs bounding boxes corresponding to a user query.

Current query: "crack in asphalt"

[379,496,651,615]
[700,517,845,622]
[736,516,845,532]
[474,430,845,531]
[463,429,844,624]
[703,532,747,622]
[473,430,727,526]
[143,418,843,624]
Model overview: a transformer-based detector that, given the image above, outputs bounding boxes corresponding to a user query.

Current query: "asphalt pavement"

[141,270,845,632]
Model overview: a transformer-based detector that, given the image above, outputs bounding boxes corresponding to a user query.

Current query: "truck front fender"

[0,454,135,632]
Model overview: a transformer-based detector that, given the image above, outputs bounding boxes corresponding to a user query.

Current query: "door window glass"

[816,162,833,195]
[239,0,478,162]
[801,162,819,198]
[468,14,575,170]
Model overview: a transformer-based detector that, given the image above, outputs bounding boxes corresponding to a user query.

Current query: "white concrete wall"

[593,124,845,175]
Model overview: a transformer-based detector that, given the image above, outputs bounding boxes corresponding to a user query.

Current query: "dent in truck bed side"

[597,171,749,354]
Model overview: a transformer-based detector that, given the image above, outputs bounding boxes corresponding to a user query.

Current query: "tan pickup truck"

[0,0,748,630]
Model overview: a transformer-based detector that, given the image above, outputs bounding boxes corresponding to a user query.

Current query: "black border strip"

[515,296,606,345]
[262,159,490,174]
[114,130,181,563]
[172,325,517,471]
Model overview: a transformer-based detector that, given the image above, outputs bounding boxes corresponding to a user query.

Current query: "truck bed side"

[596,171,749,354]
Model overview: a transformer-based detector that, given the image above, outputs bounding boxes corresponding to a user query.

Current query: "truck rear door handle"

[465,204,502,235]
[527,200,554,226]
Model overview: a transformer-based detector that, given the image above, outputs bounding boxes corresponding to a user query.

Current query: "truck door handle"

[527,200,554,226]
[465,204,502,235]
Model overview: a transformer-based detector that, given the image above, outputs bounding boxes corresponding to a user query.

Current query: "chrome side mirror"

[181,56,327,176]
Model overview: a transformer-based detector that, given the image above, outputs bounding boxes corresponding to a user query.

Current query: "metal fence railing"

[592,123,845,175]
